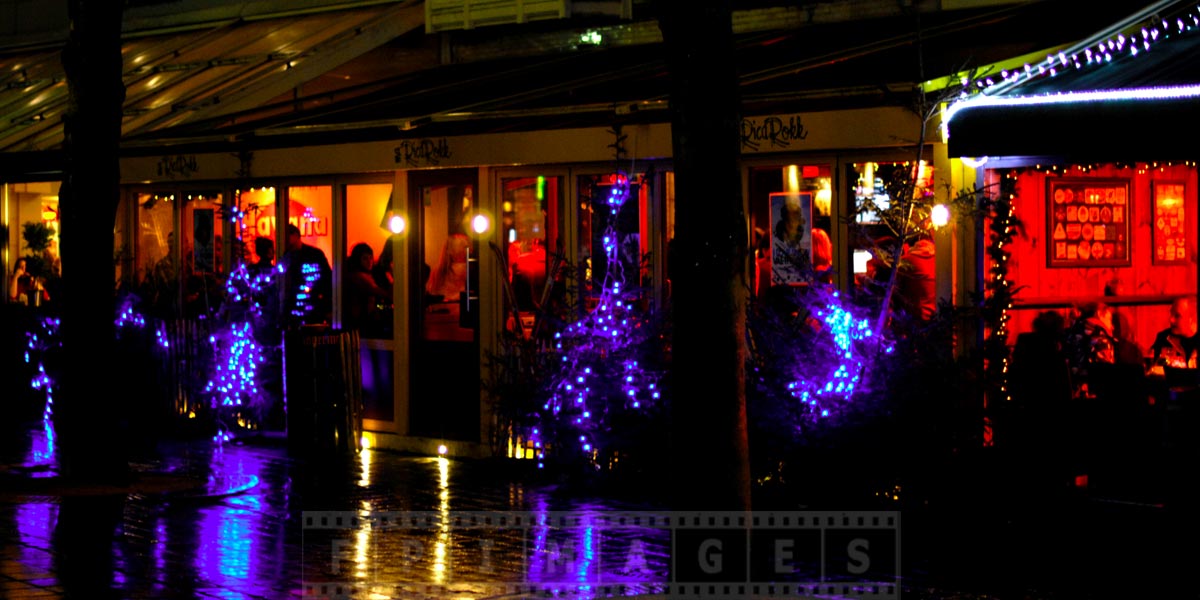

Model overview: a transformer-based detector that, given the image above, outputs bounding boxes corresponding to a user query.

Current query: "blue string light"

[524,171,666,468]
[290,263,322,319]
[781,286,889,425]
[24,316,60,467]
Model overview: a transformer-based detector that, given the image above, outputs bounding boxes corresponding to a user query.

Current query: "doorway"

[408,170,480,441]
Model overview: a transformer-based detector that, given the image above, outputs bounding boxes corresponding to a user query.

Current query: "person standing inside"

[281,223,332,327]
[895,231,937,322]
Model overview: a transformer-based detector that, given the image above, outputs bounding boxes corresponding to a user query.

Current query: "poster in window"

[193,208,215,273]
[769,191,813,285]
[1152,181,1188,265]
[1046,178,1131,268]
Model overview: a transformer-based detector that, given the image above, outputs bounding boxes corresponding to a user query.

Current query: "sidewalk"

[0,419,666,600]
[2,414,1193,600]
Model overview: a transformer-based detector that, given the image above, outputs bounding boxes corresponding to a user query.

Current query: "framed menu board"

[1152,181,1188,265]
[1047,178,1131,268]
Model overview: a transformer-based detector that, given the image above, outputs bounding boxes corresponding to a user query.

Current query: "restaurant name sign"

[740,115,809,152]
[394,138,453,168]
[157,154,199,179]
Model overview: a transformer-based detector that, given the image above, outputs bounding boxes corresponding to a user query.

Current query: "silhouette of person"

[281,223,332,326]
[343,242,392,334]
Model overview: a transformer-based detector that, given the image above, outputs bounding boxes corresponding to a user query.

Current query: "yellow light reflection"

[434,457,450,583]
[785,165,800,193]
[358,446,371,488]
[28,90,52,107]
[355,500,372,579]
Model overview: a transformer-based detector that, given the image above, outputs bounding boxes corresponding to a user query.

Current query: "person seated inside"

[372,236,396,292]
[1064,301,1118,399]
[8,257,35,304]
[343,242,393,334]
[1150,296,1199,370]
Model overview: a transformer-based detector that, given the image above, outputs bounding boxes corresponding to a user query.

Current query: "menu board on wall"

[1047,178,1131,268]
[1152,181,1188,265]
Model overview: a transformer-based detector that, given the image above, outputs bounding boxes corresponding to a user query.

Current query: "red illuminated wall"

[999,163,1198,356]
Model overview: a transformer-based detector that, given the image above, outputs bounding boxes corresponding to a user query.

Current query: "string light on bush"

[24,316,60,467]
[523,169,666,470]
[983,172,1019,407]
[783,288,885,424]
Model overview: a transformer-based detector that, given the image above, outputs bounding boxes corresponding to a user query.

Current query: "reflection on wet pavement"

[1,434,668,599]
[6,423,1186,599]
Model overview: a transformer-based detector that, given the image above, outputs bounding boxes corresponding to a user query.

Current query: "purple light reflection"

[193,446,268,593]
[15,501,58,573]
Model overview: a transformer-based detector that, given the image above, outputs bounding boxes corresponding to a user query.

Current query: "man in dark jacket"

[281,223,332,327]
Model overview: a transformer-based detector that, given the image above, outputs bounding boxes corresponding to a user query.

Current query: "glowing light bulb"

[388,214,406,234]
[472,214,491,234]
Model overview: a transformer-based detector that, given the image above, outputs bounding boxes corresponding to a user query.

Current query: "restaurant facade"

[83,104,958,456]
[4,0,1142,457]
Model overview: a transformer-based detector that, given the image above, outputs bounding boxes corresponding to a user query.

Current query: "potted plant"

[21,221,57,306]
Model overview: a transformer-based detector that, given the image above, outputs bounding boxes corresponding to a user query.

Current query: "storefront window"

[501,175,562,332]
[238,187,278,266]
[578,172,648,303]
[137,191,178,317]
[749,164,832,296]
[343,182,394,338]
[4,182,60,306]
[180,191,225,318]
[115,193,131,287]
[285,185,334,266]
[846,161,937,320]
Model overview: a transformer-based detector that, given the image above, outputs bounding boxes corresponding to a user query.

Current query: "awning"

[945,0,1200,161]
[948,89,1200,162]
[127,0,1137,155]
[0,2,423,157]
[0,0,1143,169]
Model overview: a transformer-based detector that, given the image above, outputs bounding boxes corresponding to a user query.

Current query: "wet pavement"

[1,412,1195,600]
[0,419,674,600]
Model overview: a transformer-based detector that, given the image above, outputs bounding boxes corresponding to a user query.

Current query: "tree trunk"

[55,0,127,483]
[658,0,752,511]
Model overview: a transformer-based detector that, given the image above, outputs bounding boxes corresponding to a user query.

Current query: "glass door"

[341,182,396,425]
[499,173,564,336]
[409,170,480,441]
